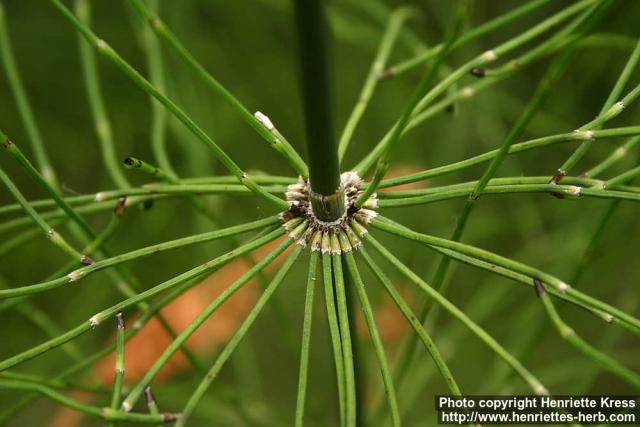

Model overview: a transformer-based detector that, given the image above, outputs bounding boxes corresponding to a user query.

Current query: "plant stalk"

[294,0,344,221]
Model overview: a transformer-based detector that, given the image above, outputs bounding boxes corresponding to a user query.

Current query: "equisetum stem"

[383,0,556,78]
[0,228,285,371]
[0,216,278,299]
[329,251,356,427]
[294,0,344,221]
[0,4,58,188]
[365,234,548,395]
[46,0,287,209]
[355,0,469,207]
[294,252,318,427]
[126,0,308,178]
[75,0,130,190]
[534,281,640,390]
[176,246,303,427]
[372,216,640,336]
[0,379,178,424]
[106,313,125,427]
[358,247,462,397]
[321,252,346,427]
[0,166,85,264]
[337,7,411,162]
[121,236,293,410]
[343,248,400,427]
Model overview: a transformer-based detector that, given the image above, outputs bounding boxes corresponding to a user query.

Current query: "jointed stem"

[121,236,294,411]
[322,252,347,426]
[46,0,287,209]
[176,245,304,427]
[329,250,357,427]
[0,4,58,187]
[75,0,130,190]
[0,227,285,371]
[365,234,548,395]
[343,248,400,427]
[338,7,411,162]
[294,0,344,221]
[294,252,318,427]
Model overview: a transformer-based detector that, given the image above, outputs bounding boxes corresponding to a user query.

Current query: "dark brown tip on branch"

[80,254,95,266]
[378,68,395,80]
[548,169,567,199]
[114,197,127,216]
[115,312,125,330]
[533,278,547,297]
[470,67,485,78]
[123,157,136,167]
[143,199,154,210]
[144,385,156,405]
[549,169,566,185]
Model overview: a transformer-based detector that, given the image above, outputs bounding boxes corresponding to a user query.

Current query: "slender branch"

[126,0,308,178]
[0,227,284,371]
[355,0,469,206]
[372,216,640,335]
[0,379,178,424]
[121,236,294,410]
[383,0,556,78]
[322,251,346,426]
[294,252,318,427]
[365,234,548,395]
[0,4,58,187]
[358,247,462,397]
[330,247,357,427]
[0,216,278,299]
[338,7,411,161]
[106,313,126,427]
[0,166,85,263]
[46,0,288,208]
[75,0,130,189]
[343,247,400,427]
[176,245,304,427]
[534,281,640,390]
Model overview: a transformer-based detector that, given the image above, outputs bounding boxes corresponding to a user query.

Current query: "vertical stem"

[293,0,344,221]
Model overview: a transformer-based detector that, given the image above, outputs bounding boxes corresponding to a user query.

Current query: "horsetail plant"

[1,1,640,426]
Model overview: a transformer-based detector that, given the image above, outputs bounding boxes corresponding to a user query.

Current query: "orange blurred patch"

[378,164,429,192]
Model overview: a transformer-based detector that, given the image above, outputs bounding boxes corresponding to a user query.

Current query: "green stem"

[0,216,278,299]
[176,245,304,427]
[535,282,640,390]
[0,166,85,263]
[365,234,548,395]
[337,7,411,161]
[293,0,343,220]
[294,252,318,427]
[343,248,400,427]
[358,247,462,397]
[46,0,287,209]
[0,379,178,423]
[322,251,347,426]
[106,313,125,427]
[121,236,293,411]
[330,248,357,427]
[126,0,308,178]
[75,0,130,189]
[0,227,284,371]
[384,0,556,78]
[372,216,640,335]
[0,4,58,187]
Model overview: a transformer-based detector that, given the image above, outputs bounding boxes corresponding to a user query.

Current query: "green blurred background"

[1,0,639,426]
